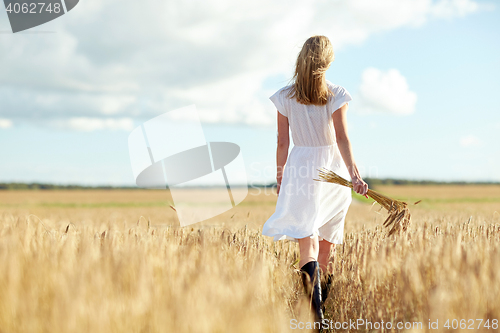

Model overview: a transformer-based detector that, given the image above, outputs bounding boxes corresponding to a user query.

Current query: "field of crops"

[0,185,499,332]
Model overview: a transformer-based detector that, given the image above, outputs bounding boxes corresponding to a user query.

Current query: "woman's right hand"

[352,176,369,198]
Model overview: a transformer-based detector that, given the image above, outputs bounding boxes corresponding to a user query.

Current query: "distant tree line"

[253,178,500,189]
[363,178,500,187]
[0,178,498,190]
[0,183,137,190]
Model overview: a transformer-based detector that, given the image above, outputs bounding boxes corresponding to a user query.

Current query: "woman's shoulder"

[326,80,353,112]
[325,80,347,94]
[278,84,294,94]
[271,84,294,102]
[326,80,351,101]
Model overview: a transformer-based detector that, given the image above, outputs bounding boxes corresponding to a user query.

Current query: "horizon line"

[1,178,500,190]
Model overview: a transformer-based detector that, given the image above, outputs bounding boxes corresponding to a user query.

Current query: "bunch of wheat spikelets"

[315,167,413,236]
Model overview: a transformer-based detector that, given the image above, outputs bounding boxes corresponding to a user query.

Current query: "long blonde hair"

[285,35,335,106]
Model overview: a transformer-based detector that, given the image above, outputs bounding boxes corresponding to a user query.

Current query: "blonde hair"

[285,35,335,106]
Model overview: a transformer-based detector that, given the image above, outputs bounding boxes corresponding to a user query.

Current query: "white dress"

[262,80,353,244]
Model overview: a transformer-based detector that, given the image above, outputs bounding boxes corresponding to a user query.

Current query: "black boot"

[300,261,324,327]
[321,273,333,310]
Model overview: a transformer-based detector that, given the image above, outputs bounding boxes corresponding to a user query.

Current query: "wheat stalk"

[314,167,414,236]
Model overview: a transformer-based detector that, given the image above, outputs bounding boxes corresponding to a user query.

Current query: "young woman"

[262,35,368,324]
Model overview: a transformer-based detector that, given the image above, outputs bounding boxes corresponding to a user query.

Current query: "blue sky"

[334,4,500,182]
[0,0,498,186]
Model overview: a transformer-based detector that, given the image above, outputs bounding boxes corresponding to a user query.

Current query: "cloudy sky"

[0,0,499,186]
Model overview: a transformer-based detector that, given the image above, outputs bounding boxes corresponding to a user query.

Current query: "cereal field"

[0,185,499,332]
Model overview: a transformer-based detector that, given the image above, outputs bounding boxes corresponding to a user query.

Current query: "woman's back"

[270,80,352,147]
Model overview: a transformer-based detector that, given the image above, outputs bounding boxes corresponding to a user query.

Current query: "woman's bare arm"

[276,111,290,195]
[332,103,369,197]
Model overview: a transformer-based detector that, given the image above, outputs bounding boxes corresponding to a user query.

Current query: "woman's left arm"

[276,111,290,195]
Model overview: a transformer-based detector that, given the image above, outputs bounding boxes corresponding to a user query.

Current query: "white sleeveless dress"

[262,80,353,244]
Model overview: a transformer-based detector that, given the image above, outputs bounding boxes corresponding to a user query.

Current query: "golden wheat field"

[1,185,500,333]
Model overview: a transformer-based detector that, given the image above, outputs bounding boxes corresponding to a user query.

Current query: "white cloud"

[51,117,135,132]
[460,135,482,147]
[167,70,276,126]
[0,0,485,127]
[0,118,13,129]
[430,0,481,18]
[356,68,418,115]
